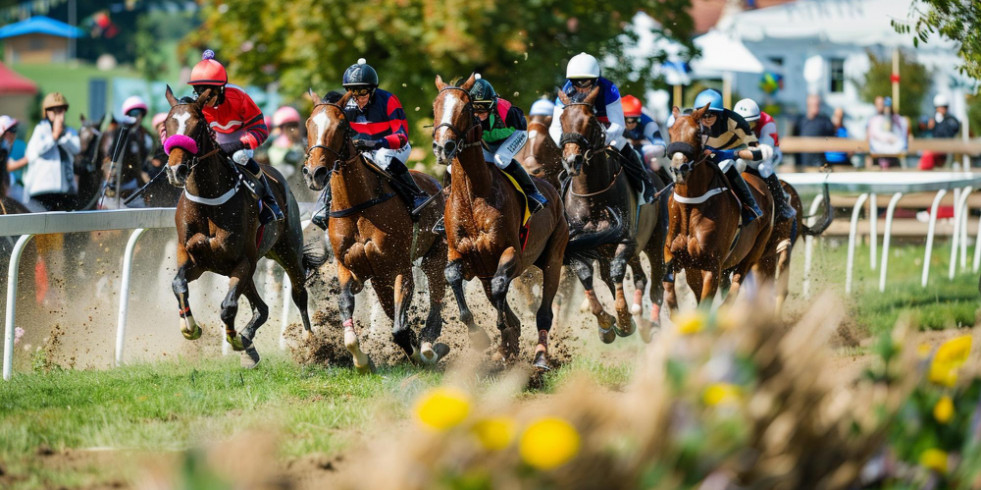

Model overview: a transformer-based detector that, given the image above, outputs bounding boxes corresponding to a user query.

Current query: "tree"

[185,0,694,162]
[856,50,932,124]
[893,0,981,80]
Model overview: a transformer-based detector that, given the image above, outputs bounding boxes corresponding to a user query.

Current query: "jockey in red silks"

[186,49,283,224]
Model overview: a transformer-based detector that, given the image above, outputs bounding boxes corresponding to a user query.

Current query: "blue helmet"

[693,89,724,112]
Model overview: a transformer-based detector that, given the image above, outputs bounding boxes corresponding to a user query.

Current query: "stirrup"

[312,207,328,230]
[432,216,445,234]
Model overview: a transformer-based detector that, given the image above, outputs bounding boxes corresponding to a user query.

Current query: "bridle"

[559,101,606,176]
[77,124,103,173]
[433,86,482,161]
[666,114,712,177]
[168,104,224,175]
[304,102,356,168]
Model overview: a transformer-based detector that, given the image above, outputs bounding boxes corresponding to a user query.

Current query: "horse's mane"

[178,96,196,105]
[568,90,592,104]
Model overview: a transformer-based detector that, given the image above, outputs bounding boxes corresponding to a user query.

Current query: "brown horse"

[163,86,323,368]
[663,104,774,309]
[755,180,832,313]
[558,86,667,343]
[303,90,448,372]
[98,119,151,209]
[518,116,563,189]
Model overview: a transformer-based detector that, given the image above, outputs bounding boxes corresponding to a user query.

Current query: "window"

[829,58,845,93]
[768,56,783,67]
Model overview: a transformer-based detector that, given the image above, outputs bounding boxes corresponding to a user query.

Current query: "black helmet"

[469,74,497,111]
[342,58,379,88]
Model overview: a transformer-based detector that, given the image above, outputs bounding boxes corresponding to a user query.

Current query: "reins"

[434,86,482,151]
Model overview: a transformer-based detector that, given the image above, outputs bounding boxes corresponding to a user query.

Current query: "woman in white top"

[24,92,80,210]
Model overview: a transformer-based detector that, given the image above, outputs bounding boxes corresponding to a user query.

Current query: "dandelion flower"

[929,336,972,387]
[414,387,471,431]
[703,383,742,407]
[919,448,948,474]
[472,417,515,451]
[933,395,954,424]
[520,417,580,470]
[674,310,707,335]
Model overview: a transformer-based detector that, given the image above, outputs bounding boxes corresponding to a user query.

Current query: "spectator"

[143,112,168,182]
[919,93,962,170]
[792,94,835,167]
[867,96,908,169]
[0,115,28,202]
[267,106,306,179]
[24,93,81,210]
[824,107,852,166]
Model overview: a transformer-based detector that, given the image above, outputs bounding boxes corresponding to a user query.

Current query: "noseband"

[558,102,603,154]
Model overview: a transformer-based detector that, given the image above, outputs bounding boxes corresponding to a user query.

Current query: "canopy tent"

[689,29,766,75]
[0,16,83,39]
[0,61,37,123]
[0,61,38,95]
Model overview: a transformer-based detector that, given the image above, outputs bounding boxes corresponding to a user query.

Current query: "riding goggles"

[348,87,374,97]
[625,117,640,125]
[473,101,493,113]
[571,78,596,88]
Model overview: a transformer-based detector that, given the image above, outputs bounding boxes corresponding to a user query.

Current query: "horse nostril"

[444,141,457,156]
[312,166,328,187]
[301,166,309,175]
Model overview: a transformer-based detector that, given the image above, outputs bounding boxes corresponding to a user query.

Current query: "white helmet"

[566,52,600,79]
[933,93,950,107]
[529,98,555,117]
[121,95,148,115]
[733,98,761,122]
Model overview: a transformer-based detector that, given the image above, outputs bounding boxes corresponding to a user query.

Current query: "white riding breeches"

[482,130,528,170]
[736,158,774,178]
[366,144,412,171]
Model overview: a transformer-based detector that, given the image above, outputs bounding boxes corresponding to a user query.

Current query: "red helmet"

[188,50,228,86]
[620,95,643,118]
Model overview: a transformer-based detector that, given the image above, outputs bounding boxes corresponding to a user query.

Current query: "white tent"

[689,29,765,75]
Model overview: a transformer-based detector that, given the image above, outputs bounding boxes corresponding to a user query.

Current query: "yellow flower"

[933,395,954,424]
[472,417,516,451]
[674,310,708,335]
[414,387,471,431]
[703,383,742,407]
[920,448,948,474]
[929,336,972,387]
[519,417,580,470]
[916,343,932,359]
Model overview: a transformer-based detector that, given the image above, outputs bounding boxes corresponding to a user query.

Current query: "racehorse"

[303,90,448,372]
[74,114,105,210]
[518,115,563,189]
[558,86,668,343]
[163,85,323,368]
[98,119,151,209]
[663,104,774,309]
[433,74,617,368]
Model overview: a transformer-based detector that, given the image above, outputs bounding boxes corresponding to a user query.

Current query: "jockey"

[267,105,305,178]
[187,49,283,224]
[341,58,427,210]
[549,52,656,204]
[691,89,767,225]
[469,75,546,213]
[529,97,555,127]
[733,98,795,220]
[620,94,666,170]
[119,95,156,169]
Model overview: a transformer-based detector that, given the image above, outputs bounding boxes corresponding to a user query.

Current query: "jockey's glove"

[354,138,383,151]
[231,149,254,165]
[711,149,737,163]
[118,115,138,129]
[753,144,774,162]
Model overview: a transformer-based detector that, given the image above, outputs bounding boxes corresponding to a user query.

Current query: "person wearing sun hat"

[0,115,28,203]
[24,92,81,211]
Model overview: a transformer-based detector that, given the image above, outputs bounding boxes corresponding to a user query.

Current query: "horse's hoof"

[614,318,637,337]
[226,333,245,351]
[181,324,202,341]
[354,356,375,375]
[419,342,449,365]
[599,326,616,344]
[638,317,656,343]
[580,297,591,313]
[241,347,261,369]
[468,327,491,351]
[532,351,550,371]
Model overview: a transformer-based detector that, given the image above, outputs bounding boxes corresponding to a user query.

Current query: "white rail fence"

[1,208,313,380]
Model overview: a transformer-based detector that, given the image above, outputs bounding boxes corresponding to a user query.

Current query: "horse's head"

[432,73,478,165]
[163,84,213,187]
[666,103,711,184]
[75,113,104,172]
[557,86,603,176]
[303,89,355,191]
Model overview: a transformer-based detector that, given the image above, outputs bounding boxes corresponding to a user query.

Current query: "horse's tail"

[302,240,329,276]
[800,181,833,236]
[562,207,623,265]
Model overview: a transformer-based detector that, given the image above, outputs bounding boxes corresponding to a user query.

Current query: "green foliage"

[186,0,694,163]
[856,50,932,122]
[134,8,198,81]
[893,0,981,81]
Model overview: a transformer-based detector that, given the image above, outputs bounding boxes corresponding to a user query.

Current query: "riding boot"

[257,172,285,224]
[311,189,330,230]
[388,159,429,211]
[504,160,546,213]
[619,145,656,204]
[724,165,763,225]
[764,173,796,221]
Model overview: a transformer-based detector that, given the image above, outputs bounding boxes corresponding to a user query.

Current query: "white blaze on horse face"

[312,110,329,146]
[173,111,192,136]
[436,93,460,143]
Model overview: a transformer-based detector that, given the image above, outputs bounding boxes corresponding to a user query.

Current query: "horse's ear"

[308,88,321,104]
[165,84,179,107]
[584,85,601,105]
[460,73,477,91]
[195,87,213,109]
[557,90,571,106]
[80,113,87,123]
[97,113,106,127]
[338,91,353,109]
[435,75,446,91]
[692,103,710,121]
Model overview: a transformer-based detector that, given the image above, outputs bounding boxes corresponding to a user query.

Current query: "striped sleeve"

[237,93,268,149]
[383,94,409,149]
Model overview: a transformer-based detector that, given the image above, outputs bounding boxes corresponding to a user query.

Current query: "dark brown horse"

[163,85,322,368]
[433,74,616,368]
[663,104,774,309]
[558,86,667,343]
[98,119,152,209]
[74,114,105,210]
[303,90,448,372]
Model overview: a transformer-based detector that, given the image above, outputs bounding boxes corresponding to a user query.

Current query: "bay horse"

[74,114,105,210]
[433,74,617,368]
[517,115,563,189]
[558,86,667,343]
[163,85,323,368]
[98,119,152,209]
[303,89,448,372]
[663,104,774,310]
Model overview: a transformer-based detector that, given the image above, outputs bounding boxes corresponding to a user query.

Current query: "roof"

[689,0,796,34]
[0,61,37,95]
[0,16,83,40]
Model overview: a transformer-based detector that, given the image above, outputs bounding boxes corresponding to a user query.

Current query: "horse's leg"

[628,255,654,343]
[663,258,678,314]
[390,270,420,362]
[221,259,257,353]
[570,258,615,344]
[533,248,563,370]
[445,259,490,350]
[338,265,371,373]
[172,250,204,340]
[419,246,449,364]
[489,247,521,362]
[774,246,792,315]
[684,266,704,306]
[237,280,268,369]
[603,247,637,338]
[277,249,315,334]
[642,241,666,343]
[698,267,721,307]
